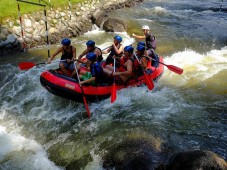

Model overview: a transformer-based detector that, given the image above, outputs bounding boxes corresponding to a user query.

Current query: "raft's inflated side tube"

[40,57,164,102]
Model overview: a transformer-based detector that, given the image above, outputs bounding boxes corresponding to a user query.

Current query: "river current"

[0,0,227,169]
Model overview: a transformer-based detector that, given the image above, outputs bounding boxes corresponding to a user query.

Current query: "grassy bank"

[0,0,84,23]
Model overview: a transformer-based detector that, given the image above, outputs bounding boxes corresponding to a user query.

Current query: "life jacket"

[110,44,123,58]
[91,61,103,85]
[146,49,159,68]
[146,57,156,72]
[61,46,73,60]
[145,33,156,50]
[117,56,128,72]
[133,55,155,77]
[106,44,123,65]
[94,47,103,62]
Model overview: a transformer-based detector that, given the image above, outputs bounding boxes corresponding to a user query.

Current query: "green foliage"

[0,0,84,23]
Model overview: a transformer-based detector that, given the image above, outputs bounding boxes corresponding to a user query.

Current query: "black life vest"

[94,47,103,62]
[145,33,156,50]
[106,44,123,65]
[61,46,73,60]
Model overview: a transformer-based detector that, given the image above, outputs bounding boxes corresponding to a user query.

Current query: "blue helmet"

[86,40,95,47]
[61,38,71,46]
[114,35,122,43]
[86,52,97,61]
[124,46,134,53]
[137,41,145,47]
[137,45,145,52]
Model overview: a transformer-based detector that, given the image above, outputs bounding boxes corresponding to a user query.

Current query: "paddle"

[111,58,117,103]
[101,45,112,51]
[150,57,183,75]
[74,62,91,118]
[18,59,66,70]
[134,53,154,90]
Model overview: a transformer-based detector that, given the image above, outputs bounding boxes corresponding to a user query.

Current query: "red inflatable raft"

[40,57,164,102]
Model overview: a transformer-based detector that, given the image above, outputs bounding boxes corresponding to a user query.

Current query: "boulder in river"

[103,17,127,32]
[161,150,227,170]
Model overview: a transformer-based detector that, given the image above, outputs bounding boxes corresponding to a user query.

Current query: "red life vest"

[133,55,155,77]
[146,58,156,72]
[117,56,128,72]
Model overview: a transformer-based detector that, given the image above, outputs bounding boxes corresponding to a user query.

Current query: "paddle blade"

[111,83,117,103]
[166,65,184,75]
[82,96,91,118]
[144,73,154,90]
[18,62,36,70]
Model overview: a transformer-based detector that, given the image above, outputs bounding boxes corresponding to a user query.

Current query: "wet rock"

[103,17,127,32]
[103,137,163,170]
[162,150,227,170]
[91,9,108,27]
[24,19,32,28]
[6,34,17,43]
[0,33,7,41]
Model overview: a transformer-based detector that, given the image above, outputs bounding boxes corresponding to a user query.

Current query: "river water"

[0,0,227,169]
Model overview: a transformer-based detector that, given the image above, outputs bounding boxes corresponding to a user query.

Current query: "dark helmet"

[114,35,122,43]
[124,46,134,53]
[137,41,145,47]
[137,45,145,52]
[86,52,97,61]
[61,38,71,46]
[86,40,95,47]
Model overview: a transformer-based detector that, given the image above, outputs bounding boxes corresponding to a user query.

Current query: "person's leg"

[70,62,82,78]
[103,65,114,76]
[59,62,69,75]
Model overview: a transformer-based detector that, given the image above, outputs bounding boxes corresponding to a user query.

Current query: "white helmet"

[142,25,150,30]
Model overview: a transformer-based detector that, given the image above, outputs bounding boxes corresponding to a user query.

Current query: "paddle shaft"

[134,53,154,90]
[149,57,183,75]
[18,59,66,70]
[101,45,112,51]
[111,58,117,103]
[74,62,91,118]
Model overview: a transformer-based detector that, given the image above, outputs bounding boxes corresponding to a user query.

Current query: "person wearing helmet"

[103,45,134,83]
[132,25,156,51]
[71,40,103,78]
[78,40,103,62]
[134,45,156,77]
[75,52,103,85]
[47,38,76,76]
[136,39,159,68]
[137,41,146,47]
[102,35,124,66]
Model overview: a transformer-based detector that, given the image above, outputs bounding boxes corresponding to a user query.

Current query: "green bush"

[0,0,84,23]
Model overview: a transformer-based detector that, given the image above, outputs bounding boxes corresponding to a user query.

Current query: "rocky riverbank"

[0,0,143,55]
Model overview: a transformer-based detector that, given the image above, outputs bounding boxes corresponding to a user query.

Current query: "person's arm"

[47,47,62,64]
[78,49,88,60]
[94,48,102,57]
[79,77,95,85]
[74,58,87,64]
[102,47,111,54]
[132,33,145,39]
[141,57,148,70]
[113,60,133,76]
[72,46,77,61]
[113,44,124,55]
